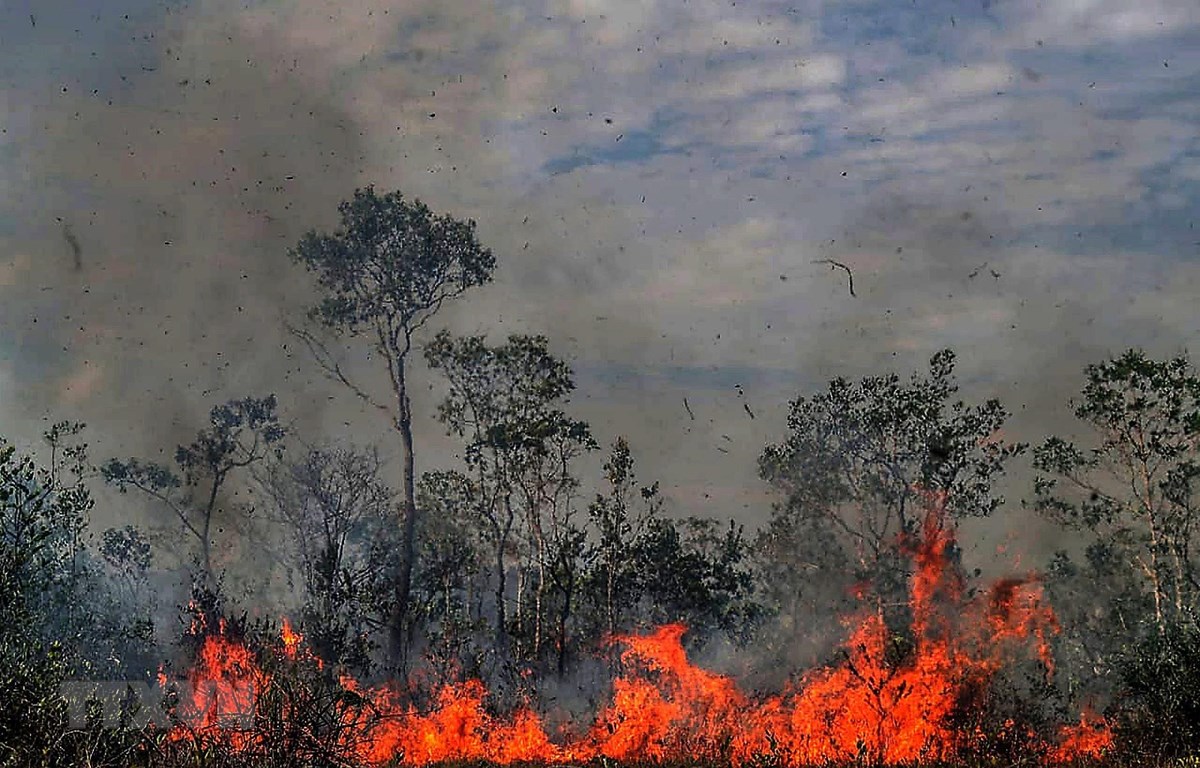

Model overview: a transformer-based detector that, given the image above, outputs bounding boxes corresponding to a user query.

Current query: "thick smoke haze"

[2,0,1199,582]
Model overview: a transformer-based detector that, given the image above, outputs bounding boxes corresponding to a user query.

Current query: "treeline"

[3,186,1200,765]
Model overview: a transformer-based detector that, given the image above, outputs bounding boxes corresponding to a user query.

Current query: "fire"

[176,618,262,732]
[1052,710,1114,762]
[589,623,747,762]
[349,681,564,765]
[279,618,302,660]
[157,499,1112,765]
[724,503,1063,765]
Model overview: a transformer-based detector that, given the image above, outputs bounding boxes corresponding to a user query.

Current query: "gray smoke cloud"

[1,0,1198,601]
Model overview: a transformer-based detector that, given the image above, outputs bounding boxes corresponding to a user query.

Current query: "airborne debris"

[813,258,856,296]
[61,224,82,271]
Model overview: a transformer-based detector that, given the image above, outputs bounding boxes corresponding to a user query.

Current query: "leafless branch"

[287,320,393,417]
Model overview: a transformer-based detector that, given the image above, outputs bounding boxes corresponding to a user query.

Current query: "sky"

[1,0,1198,562]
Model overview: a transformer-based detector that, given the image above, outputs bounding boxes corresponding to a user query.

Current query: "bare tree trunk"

[515,566,527,657]
[530,514,547,660]
[554,564,573,676]
[606,553,616,639]
[1139,545,1165,634]
[1140,462,1167,633]
[493,496,515,651]
[200,477,221,589]
[495,542,508,649]
[391,376,418,668]
[534,571,544,659]
[1172,541,1186,616]
[557,585,571,677]
[201,536,213,589]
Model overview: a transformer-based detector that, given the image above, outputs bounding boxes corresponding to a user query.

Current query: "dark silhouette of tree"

[579,438,763,654]
[413,469,488,682]
[629,516,764,641]
[289,187,496,666]
[1,424,156,764]
[258,444,396,673]
[102,396,284,588]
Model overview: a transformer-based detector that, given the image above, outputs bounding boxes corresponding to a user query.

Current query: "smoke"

[0,0,684,622]
[2,1,367,447]
[3,0,1198,657]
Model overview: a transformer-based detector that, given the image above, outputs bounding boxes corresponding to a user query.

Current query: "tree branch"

[287,321,393,416]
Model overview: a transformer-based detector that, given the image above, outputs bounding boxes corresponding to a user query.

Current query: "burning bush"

[142,496,1111,768]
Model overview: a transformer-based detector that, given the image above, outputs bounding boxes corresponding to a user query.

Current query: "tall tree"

[580,438,763,655]
[424,331,595,662]
[102,396,284,588]
[1033,349,1200,635]
[627,515,763,641]
[289,186,496,663]
[758,350,1024,623]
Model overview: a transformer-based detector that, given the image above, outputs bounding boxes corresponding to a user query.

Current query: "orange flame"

[1051,709,1114,762]
[279,618,302,660]
[158,499,1112,764]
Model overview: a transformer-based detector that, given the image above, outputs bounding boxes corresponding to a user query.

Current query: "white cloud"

[999,0,1200,48]
[698,55,846,100]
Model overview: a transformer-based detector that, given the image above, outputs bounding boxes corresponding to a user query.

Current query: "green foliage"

[1044,543,1152,702]
[259,445,395,675]
[425,331,597,666]
[413,470,490,681]
[0,425,156,767]
[626,516,764,641]
[1115,621,1200,759]
[577,439,765,650]
[15,318,1200,765]
[291,186,496,341]
[582,437,658,641]
[425,331,593,465]
[1033,350,1200,632]
[289,186,498,666]
[761,350,1022,521]
[758,350,1023,623]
